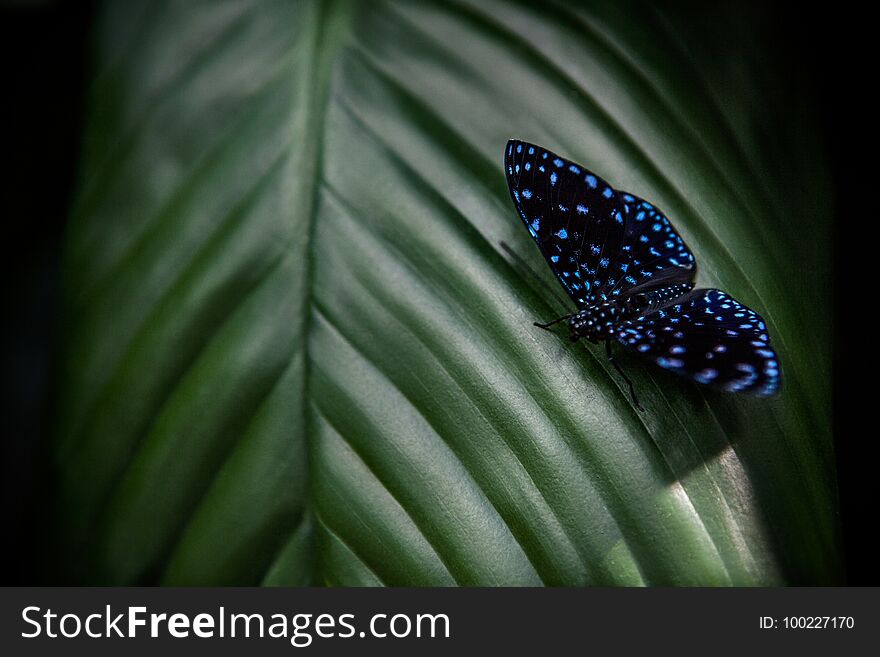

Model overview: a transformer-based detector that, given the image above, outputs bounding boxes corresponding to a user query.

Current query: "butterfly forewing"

[505,140,624,308]
[615,288,781,396]
[608,193,696,298]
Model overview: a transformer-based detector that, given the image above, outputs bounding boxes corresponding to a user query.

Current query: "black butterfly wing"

[600,192,696,302]
[505,140,625,308]
[615,288,781,396]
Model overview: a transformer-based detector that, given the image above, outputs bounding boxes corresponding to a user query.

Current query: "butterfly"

[504,139,781,409]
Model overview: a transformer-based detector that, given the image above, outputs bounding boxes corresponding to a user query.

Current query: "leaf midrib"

[295,0,354,586]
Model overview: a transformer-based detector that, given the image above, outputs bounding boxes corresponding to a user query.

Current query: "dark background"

[2,1,871,585]
[3,0,93,584]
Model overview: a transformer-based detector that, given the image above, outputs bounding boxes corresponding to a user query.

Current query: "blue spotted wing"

[505,140,625,307]
[610,193,696,298]
[615,288,781,395]
[505,140,695,306]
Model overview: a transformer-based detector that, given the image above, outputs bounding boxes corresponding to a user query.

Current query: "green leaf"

[48,0,840,585]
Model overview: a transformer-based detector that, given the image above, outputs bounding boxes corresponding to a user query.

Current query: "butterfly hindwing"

[615,288,781,396]
[505,140,625,308]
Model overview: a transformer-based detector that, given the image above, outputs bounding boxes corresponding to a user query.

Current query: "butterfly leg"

[605,340,645,412]
[534,314,573,332]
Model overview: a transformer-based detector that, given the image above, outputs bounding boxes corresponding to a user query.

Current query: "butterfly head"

[569,303,621,343]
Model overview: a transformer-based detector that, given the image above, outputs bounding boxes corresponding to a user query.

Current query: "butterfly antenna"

[499,241,570,314]
[605,340,645,412]
[534,314,573,331]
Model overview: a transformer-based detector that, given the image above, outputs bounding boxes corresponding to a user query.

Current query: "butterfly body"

[566,281,691,343]
[504,139,781,399]
[568,300,624,343]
